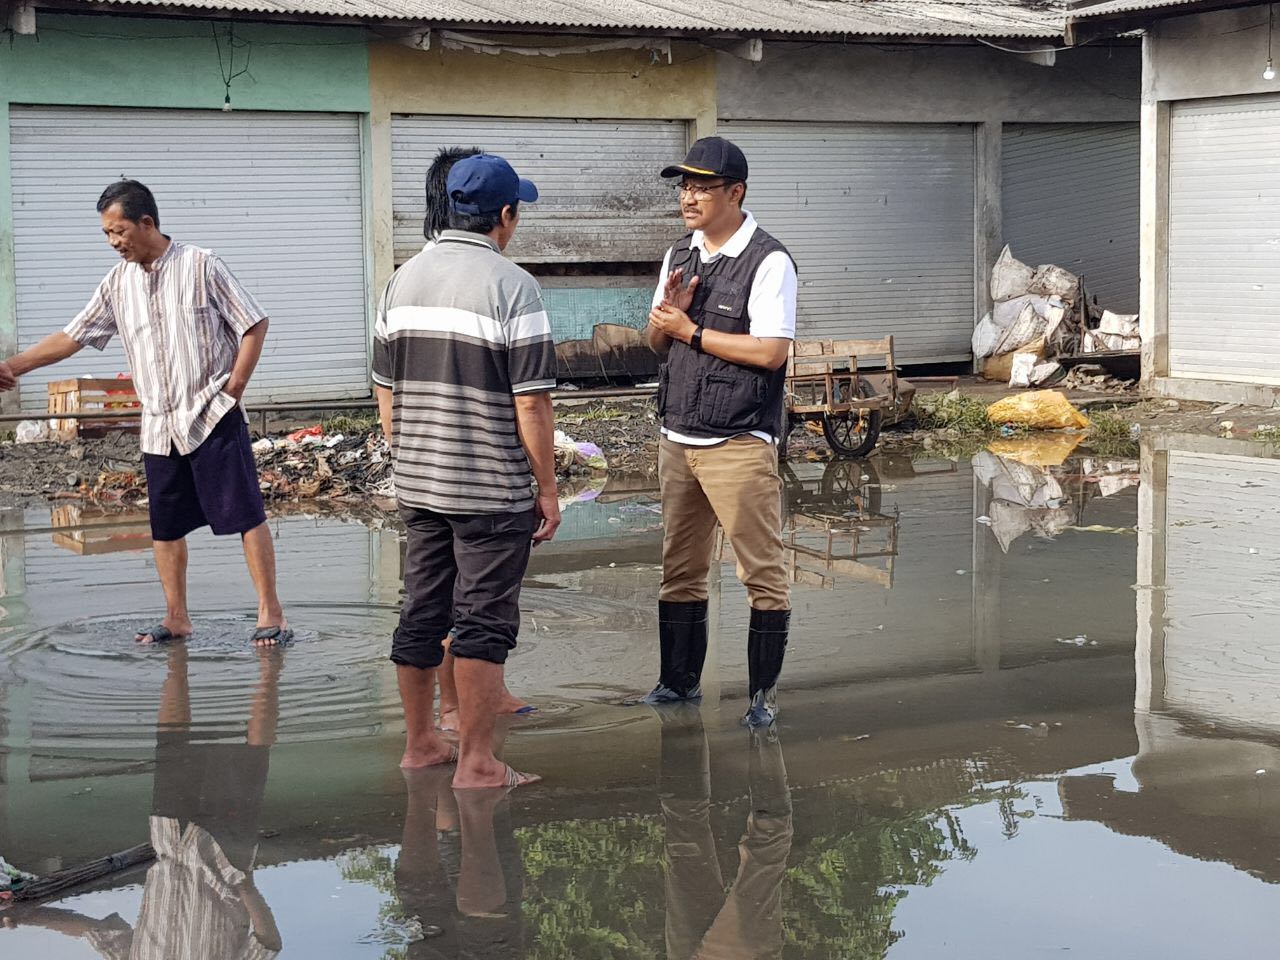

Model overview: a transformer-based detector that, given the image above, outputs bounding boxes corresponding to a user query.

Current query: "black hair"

[96,179,160,228]
[425,146,482,240]
[727,178,747,207]
[446,201,518,236]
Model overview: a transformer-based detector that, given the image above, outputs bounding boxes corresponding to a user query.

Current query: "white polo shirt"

[651,210,797,445]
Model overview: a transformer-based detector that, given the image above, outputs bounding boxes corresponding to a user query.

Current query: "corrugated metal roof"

[60,0,1073,37]
[1068,0,1235,18]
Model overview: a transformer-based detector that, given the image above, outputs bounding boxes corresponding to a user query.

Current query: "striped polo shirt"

[372,231,556,515]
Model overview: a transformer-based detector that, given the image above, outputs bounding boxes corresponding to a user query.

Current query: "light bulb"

[1266,59,1277,81]
[222,92,233,112]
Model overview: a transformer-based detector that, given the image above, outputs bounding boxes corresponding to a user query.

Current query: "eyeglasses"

[675,180,736,200]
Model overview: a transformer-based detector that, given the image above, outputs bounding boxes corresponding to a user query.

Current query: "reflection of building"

[1060,434,1280,881]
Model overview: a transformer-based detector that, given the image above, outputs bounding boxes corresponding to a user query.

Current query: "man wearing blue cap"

[641,136,797,728]
[373,153,559,789]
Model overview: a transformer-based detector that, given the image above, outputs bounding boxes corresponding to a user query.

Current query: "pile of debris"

[973,246,1139,390]
[60,424,609,506]
[252,427,395,501]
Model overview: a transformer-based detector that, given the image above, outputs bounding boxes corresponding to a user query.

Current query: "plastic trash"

[1009,352,1038,388]
[986,391,1091,431]
[972,313,1002,358]
[990,245,1035,301]
[14,419,49,443]
[286,424,323,443]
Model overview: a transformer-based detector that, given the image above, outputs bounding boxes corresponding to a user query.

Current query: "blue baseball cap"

[446,153,538,216]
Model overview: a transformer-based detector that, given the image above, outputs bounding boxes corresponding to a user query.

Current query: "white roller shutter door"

[1163,451,1280,732]
[1002,122,1140,314]
[1168,94,1280,384]
[391,116,687,265]
[9,106,369,408]
[721,121,975,363]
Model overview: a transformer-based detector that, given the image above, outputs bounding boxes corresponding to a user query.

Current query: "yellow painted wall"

[368,40,717,291]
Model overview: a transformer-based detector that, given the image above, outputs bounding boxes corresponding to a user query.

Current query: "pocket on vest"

[657,362,670,415]
[698,372,765,431]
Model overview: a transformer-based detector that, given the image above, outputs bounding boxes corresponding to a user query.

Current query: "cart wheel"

[820,459,882,515]
[821,408,882,459]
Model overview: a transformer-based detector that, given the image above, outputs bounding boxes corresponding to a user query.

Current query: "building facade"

[1,3,1142,410]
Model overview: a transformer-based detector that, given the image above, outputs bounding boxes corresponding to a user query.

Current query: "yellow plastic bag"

[986,390,1090,431]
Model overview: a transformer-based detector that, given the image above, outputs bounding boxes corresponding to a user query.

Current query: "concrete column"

[1139,35,1171,386]
[368,104,397,303]
[0,99,17,416]
[973,121,1003,373]
[1134,442,1168,713]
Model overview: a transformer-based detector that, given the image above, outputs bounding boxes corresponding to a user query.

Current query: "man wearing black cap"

[373,153,560,789]
[642,136,797,727]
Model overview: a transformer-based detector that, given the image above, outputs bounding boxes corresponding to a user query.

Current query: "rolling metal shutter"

[9,106,368,409]
[1002,123,1140,314]
[720,121,976,363]
[1164,451,1280,732]
[1168,95,1280,384]
[390,116,688,265]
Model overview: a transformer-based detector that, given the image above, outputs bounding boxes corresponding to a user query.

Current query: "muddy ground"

[1,381,1276,510]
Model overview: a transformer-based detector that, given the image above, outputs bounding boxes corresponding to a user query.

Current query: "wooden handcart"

[783,336,914,460]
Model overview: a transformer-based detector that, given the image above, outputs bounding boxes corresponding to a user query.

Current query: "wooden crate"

[47,377,140,441]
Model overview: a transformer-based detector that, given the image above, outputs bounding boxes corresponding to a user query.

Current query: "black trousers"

[391,505,537,668]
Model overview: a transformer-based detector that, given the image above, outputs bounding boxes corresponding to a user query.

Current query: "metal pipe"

[0,387,656,428]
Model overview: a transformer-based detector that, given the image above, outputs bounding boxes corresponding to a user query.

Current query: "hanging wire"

[212,22,252,108]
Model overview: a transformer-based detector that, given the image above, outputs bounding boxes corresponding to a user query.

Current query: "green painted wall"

[0,14,371,404]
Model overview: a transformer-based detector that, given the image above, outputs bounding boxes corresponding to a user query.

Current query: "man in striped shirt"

[374,153,559,789]
[0,180,288,647]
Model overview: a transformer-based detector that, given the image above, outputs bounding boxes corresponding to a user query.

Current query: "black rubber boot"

[638,600,708,705]
[742,608,790,728]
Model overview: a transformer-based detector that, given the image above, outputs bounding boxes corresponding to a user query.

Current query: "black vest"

[657,226,795,439]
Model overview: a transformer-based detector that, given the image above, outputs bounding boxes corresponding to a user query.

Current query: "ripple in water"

[1,593,647,755]
[3,602,401,752]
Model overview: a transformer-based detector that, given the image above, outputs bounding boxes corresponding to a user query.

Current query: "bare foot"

[401,739,460,770]
[440,691,531,732]
[135,617,193,643]
[497,689,534,716]
[439,707,460,733]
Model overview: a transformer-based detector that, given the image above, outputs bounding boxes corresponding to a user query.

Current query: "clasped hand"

[649,267,700,344]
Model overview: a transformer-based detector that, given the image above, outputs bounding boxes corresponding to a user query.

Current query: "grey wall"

[717,43,1141,122]
[1150,7,1280,102]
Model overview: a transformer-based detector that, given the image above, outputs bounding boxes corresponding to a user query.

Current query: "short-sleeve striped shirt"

[372,231,556,515]
[63,240,268,456]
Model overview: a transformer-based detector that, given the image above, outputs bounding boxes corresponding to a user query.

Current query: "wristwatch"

[690,326,704,353]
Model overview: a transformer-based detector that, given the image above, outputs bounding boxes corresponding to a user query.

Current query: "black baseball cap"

[660,137,748,181]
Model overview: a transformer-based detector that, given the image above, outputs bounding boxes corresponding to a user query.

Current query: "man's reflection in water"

[6,645,284,957]
[658,704,793,960]
[395,720,526,959]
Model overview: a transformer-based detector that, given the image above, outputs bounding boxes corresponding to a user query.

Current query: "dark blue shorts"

[142,409,268,542]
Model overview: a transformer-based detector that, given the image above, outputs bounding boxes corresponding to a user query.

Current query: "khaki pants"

[658,436,790,611]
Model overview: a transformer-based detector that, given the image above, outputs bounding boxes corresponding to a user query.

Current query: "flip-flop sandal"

[504,764,541,788]
[512,705,537,715]
[452,763,542,790]
[135,624,190,643]
[251,626,294,646]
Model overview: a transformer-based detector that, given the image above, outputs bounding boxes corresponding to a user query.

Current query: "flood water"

[2,433,1279,958]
